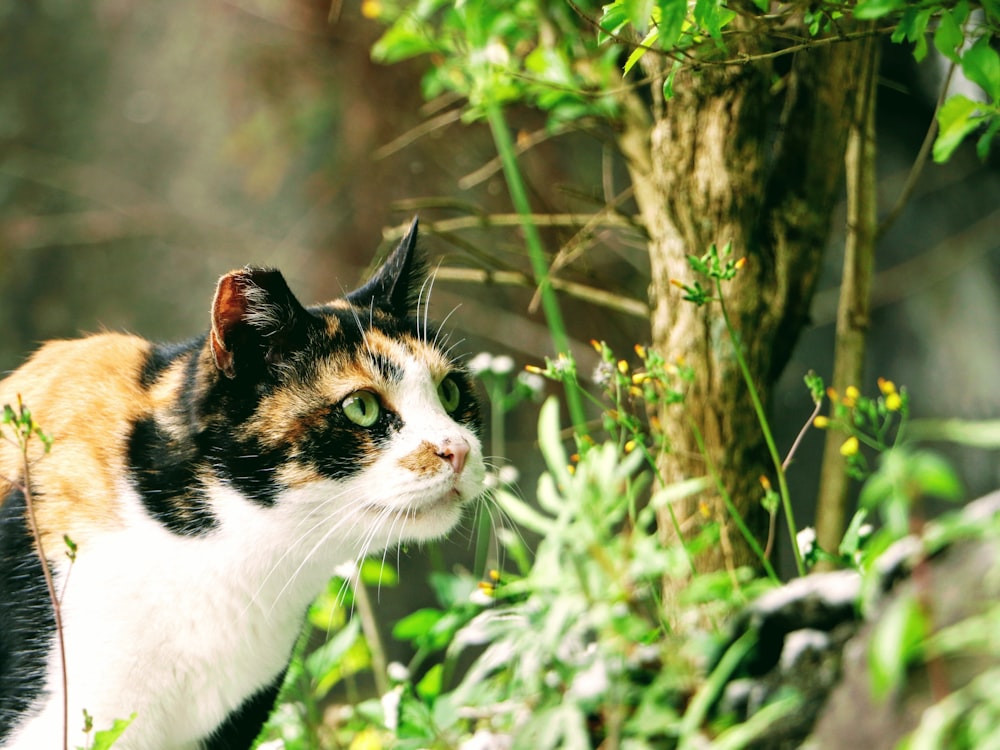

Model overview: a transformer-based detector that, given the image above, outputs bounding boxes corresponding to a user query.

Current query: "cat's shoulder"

[2,332,155,420]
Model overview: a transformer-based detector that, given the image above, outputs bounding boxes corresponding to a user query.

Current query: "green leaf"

[304,616,362,685]
[908,451,963,502]
[977,117,1000,160]
[537,397,570,485]
[838,508,870,559]
[961,37,1000,100]
[892,7,933,60]
[360,557,398,587]
[494,486,555,534]
[82,714,136,750]
[623,27,657,75]
[416,663,444,701]
[598,2,632,45]
[656,0,687,51]
[869,592,928,699]
[854,0,904,20]
[392,608,444,642]
[933,9,965,62]
[371,20,440,64]
[934,95,985,162]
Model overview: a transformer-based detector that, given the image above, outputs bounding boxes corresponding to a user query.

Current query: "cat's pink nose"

[437,438,469,475]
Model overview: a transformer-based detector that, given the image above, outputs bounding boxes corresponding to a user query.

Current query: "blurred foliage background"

[1,0,999,582]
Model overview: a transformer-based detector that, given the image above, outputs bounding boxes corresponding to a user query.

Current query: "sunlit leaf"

[85,714,137,750]
[961,36,1000,100]
[854,0,905,20]
[934,94,985,162]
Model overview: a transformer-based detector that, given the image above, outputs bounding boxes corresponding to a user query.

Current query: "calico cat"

[0,219,485,749]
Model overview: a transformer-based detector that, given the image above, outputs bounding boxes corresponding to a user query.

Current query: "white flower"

[491,354,515,375]
[381,686,403,731]
[592,361,614,387]
[468,352,494,375]
[567,657,609,701]
[469,587,494,606]
[387,661,410,682]
[517,370,546,396]
[497,465,520,486]
[333,560,358,580]
[460,729,513,750]
[796,526,816,557]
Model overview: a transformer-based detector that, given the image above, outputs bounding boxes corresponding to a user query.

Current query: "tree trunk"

[620,25,870,573]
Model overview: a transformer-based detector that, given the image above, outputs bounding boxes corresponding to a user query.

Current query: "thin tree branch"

[878,59,959,239]
[815,31,881,561]
[434,265,649,318]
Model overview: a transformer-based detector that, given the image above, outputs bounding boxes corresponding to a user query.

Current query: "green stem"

[484,101,588,435]
[715,280,805,577]
[689,418,778,583]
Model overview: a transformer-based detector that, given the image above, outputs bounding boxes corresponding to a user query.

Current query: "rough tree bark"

[619,21,870,573]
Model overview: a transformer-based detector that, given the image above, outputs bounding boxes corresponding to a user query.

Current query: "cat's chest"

[52,484,327,747]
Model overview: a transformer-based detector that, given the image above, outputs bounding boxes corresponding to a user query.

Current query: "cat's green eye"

[342,390,381,427]
[437,376,462,413]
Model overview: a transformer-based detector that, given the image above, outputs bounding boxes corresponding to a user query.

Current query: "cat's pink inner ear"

[211,271,248,379]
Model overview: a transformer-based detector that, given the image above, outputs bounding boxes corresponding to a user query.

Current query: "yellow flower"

[843,385,859,408]
[524,364,544,374]
[624,439,637,453]
[634,343,647,359]
[590,339,603,353]
[813,415,830,429]
[670,278,687,289]
[885,392,902,412]
[759,474,772,491]
[735,257,747,270]
[350,727,383,750]
[839,436,860,457]
[360,0,382,19]
[878,377,897,395]
[617,359,629,374]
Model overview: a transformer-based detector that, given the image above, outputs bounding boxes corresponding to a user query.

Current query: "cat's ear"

[210,267,308,379]
[346,216,425,317]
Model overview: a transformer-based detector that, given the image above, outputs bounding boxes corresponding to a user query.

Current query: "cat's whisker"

[432,303,461,352]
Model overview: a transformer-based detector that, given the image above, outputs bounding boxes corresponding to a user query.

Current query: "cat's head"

[202,219,484,553]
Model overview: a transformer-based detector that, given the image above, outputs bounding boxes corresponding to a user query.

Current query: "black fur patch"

[139,339,201,388]
[202,669,285,750]
[302,402,401,482]
[0,487,55,741]
[127,417,219,536]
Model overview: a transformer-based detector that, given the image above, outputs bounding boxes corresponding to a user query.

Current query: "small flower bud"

[885,392,902,412]
[813,415,830,429]
[839,436,860,457]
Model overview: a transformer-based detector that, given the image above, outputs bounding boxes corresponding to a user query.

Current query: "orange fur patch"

[0,334,153,555]
[397,441,442,476]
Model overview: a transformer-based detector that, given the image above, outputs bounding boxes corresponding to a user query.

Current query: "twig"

[9,410,69,750]
[351,576,389,697]
[432,266,649,318]
[878,58,959,239]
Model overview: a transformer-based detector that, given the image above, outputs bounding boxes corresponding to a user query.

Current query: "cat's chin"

[366,489,467,542]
